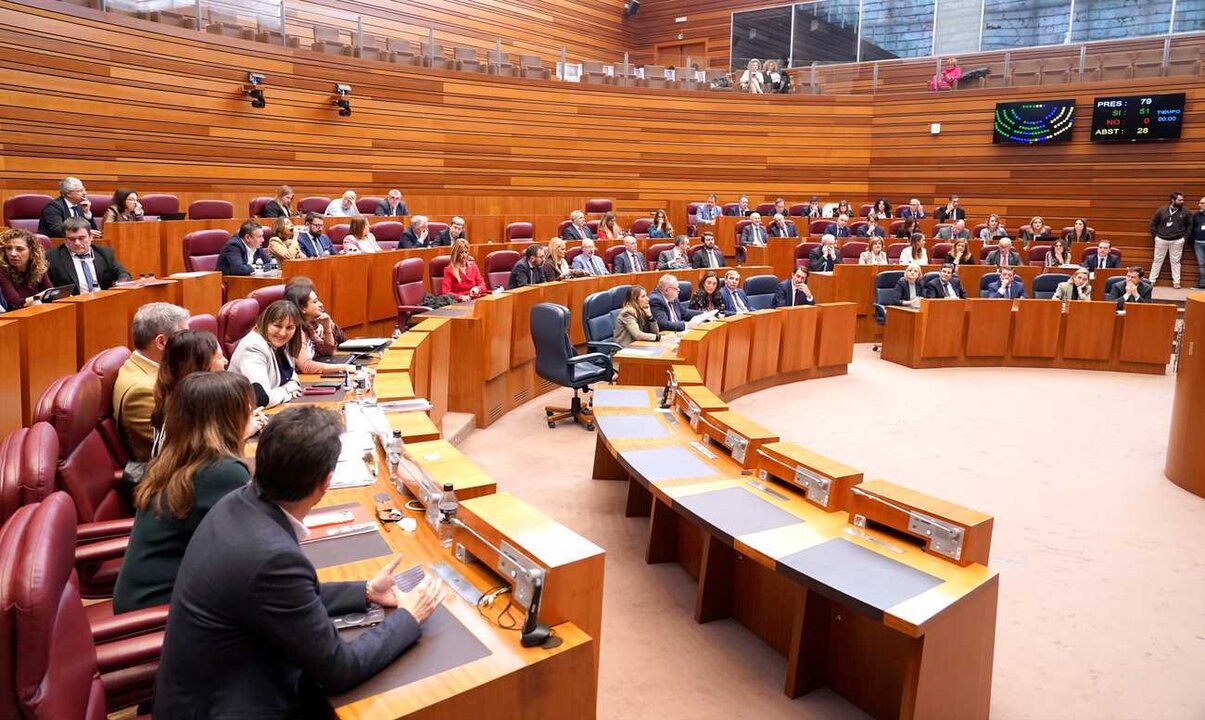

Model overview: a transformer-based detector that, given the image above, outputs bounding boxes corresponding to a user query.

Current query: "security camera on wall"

[624,0,640,18]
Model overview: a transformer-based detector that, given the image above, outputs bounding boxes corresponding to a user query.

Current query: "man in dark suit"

[216,220,273,276]
[985,267,1026,299]
[153,406,444,719]
[768,213,798,238]
[933,194,966,222]
[824,214,851,238]
[561,210,594,241]
[923,264,967,299]
[374,189,408,217]
[47,217,131,293]
[612,235,646,273]
[690,233,726,270]
[808,234,842,272]
[899,198,927,220]
[1106,267,1153,305]
[507,243,546,289]
[719,269,752,314]
[399,216,433,248]
[739,213,767,247]
[39,176,99,238]
[772,267,815,307]
[648,274,700,331]
[984,238,1023,267]
[435,216,467,246]
[1082,240,1121,270]
[297,213,336,257]
[724,196,751,217]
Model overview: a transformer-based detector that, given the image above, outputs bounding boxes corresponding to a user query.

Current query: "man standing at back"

[114,302,189,462]
[154,406,444,718]
[1150,190,1190,289]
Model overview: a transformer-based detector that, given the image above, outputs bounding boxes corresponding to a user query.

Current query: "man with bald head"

[571,238,607,275]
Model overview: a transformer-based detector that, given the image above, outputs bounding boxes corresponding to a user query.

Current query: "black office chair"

[1033,273,1066,299]
[582,286,629,357]
[978,272,1000,298]
[533,303,615,430]
[1103,275,1127,297]
[743,274,779,310]
[872,270,904,352]
[678,280,693,304]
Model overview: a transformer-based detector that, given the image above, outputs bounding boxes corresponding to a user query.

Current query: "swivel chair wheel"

[546,410,554,417]
[548,421,556,428]
[585,423,594,431]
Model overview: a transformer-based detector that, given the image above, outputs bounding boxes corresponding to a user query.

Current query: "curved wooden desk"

[590,387,998,720]
[1167,293,1205,498]
[882,299,1176,375]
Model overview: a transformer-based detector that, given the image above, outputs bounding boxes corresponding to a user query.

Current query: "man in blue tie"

[570,238,607,275]
[986,267,1026,299]
[296,213,335,257]
[46,217,131,294]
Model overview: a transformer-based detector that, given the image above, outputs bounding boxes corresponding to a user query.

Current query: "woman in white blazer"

[229,300,303,407]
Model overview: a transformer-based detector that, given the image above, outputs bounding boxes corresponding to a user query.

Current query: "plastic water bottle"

[392,324,402,341]
[387,430,403,485]
[438,483,458,549]
[425,483,442,533]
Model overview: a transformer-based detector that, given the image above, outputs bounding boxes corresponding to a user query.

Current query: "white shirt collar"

[278,505,311,540]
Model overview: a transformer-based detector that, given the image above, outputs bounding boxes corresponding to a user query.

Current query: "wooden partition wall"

[2,0,1203,283]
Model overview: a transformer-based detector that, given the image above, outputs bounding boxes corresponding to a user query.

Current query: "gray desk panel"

[674,487,803,540]
[777,538,943,616]
[595,414,671,440]
[621,446,716,483]
[593,388,653,408]
[301,530,392,569]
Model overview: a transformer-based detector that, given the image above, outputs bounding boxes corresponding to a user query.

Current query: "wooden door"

[655,41,708,69]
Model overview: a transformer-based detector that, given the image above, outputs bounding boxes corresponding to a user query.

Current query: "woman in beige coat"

[612,285,660,346]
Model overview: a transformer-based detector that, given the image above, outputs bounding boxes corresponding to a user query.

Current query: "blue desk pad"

[593,388,652,408]
[621,446,716,483]
[777,538,943,618]
[330,606,493,705]
[595,414,671,440]
[674,487,804,541]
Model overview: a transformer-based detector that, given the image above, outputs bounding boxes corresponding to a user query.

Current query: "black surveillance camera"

[333,98,352,117]
[246,87,266,109]
[624,0,640,17]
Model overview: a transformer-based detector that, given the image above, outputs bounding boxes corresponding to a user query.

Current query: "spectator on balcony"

[261,186,294,219]
[738,59,765,93]
[764,60,791,93]
[324,190,358,217]
[374,189,408,217]
[929,57,962,91]
[104,189,145,224]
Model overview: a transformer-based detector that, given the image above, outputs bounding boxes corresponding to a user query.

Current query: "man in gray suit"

[739,212,767,247]
[657,235,691,270]
[612,235,646,273]
[935,219,971,241]
[984,237,1023,267]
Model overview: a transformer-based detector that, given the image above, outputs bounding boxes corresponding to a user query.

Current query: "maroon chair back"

[505,222,533,242]
[889,220,907,236]
[373,221,405,245]
[858,203,874,218]
[248,284,285,310]
[972,223,987,238]
[849,222,868,236]
[721,203,739,215]
[735,219,752,241]
[182,229,230,272]
[979,244,999,261]
[429,256,451,294]
[586,220,600,236]
[841,241,867,261]
[81,347,133,468]
[931,223,952,237]
[630,218,653,238]
[328,224,351,248]
[687,202,702,222]
[565,247,583,266]
[392,258,429,325]
[795,242,818,269]
[3,194,53,232]
[484,250,521,289]
[1029,245,1051,265]
[140,193,179,216]
[297,196,331,215]
[604,245,625,271]
[557,220,573,237]
[584,199,612,213]
[187,200,234,220]
[187,313,219,339]
[357,197,382,215]
[0,424,58,526]
[217,298,261,358]
[427,222,449,239]
[788,203,808,216]
[0,492,108,720]
[34,234,51,250]
[930,242,953,261]
[808,219,830,235]
[40,372,125,525]
[88,197,111,231]
[755,203,775,214]
[887,243,909,262]
[645,242,673,268]
[248,197,271,217]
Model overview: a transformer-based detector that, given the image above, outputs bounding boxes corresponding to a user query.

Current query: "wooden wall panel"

[627,0,767,68]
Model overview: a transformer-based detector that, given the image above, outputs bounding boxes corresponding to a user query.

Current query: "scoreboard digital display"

[992,100,1076,144]
[1091,93,1185,142]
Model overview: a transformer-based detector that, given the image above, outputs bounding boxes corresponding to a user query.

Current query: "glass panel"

[1071,0,1171,42]
[730,6,793,71]
[932,0,982,56]
[861,0,937,59]
[981,0,1072,51]
[790,0,861,65]
[1173,0,1205,33]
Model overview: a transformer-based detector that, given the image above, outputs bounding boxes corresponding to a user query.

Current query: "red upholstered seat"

[788,203,808,217]
[505,222,533,242]
[139,193,179,216]
[429,256,451,294]
[81,347,133,469]
[858,203,874,218]
[565,247,583,266]
[735,219,752,242]
[557,220,573,237]
[427,222,449,240]
[0,492,165,716]
[630,218,653,238]
[890,220,907,236]
[931,223,952,237]
[929,242,953,260]
[645,242,673,268]
[248,284,285,310]
[888,243,910,262]
[484,250,521,290]
[721,203,739,216]
[809,219,830,235]
[755,203,775,214]
[979,244,999,261]
[0,425,58,525]
[3,193,53,232]
[849,222,868,237]
[357,197,382,215]
[248,197,271,217]
[603,245,624,271]
[795,242,818,270]
[373,220,404,248]
[182,229,230,272]
[586,220,600,236]
[34,233,51,249]
[217,298,261,358]
[328,224,351,249]
[841,241,868,261]
[187,199,234,220]
[972,223,988,238]
[187,313,219,340]
[1029,245,1051,265]
[585,199,612,213]
[296,196,330,215]
[392,258,430,327]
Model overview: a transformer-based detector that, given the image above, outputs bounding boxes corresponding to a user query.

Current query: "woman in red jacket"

[441,239,487,301]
